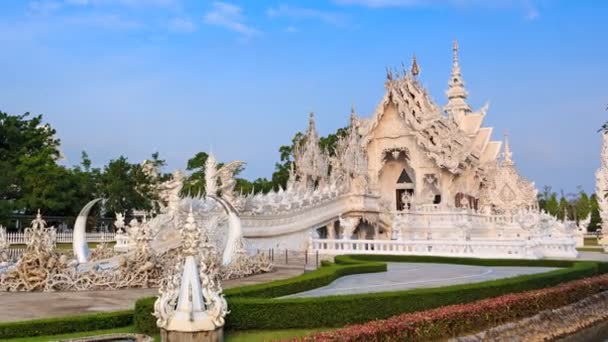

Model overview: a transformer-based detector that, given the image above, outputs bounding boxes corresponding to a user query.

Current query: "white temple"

[226,41,577,259]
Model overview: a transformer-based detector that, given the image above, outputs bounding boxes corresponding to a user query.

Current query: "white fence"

[6,232,116,245]
[310,238,578,259]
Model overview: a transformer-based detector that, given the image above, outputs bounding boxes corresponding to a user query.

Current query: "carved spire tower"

[445,40,472,124]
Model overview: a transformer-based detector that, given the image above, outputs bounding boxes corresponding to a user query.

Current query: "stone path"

[282,262,558,298]
[0,266,303,322]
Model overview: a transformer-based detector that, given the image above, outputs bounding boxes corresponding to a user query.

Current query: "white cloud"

[334,0,540,19]
[28,1,63,15]
[284,25,298,33]
[168,17,196,33]
[64,0,178,7]
[267,4,345,26]
[204,2,259,37]
[333,0,422,7]
[65,13,143,30]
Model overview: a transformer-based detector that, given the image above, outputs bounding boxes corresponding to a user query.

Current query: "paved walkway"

[282,262,558,298]
[0,266,303,322]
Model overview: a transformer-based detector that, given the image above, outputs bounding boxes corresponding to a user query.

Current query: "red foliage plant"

[305,275,608,342]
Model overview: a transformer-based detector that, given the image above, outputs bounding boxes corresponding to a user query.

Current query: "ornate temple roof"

[361,43,502,174]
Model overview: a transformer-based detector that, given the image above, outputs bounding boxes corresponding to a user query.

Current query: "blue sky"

[0,0,607,195]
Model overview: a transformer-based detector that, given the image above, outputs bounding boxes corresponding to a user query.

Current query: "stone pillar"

[327,222,335,240]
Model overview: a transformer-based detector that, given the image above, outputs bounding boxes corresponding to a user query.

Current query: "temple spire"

[445,40,471,122]
[308,112,317,136]
[410,54,420,77]
[502,129,514,166]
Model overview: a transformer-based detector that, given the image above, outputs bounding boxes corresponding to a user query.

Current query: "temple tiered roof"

[361,42,501,174]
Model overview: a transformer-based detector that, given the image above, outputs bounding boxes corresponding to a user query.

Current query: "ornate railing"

[309,238,533,259]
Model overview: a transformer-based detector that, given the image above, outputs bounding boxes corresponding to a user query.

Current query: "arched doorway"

[378,148,416,211]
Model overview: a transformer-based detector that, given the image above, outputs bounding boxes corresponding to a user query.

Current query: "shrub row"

[134,255,606,334]
[337,254,577,268]
[0,310,133,340]
[225,261,599,330]
[309,274,608,341]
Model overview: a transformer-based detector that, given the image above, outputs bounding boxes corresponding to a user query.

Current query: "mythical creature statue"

[158,170,186,214]
[204,152,245,205]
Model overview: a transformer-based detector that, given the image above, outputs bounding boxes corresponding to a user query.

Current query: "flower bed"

[309,274,608,341]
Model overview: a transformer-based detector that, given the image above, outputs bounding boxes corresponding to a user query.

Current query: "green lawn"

[577,247,605,252]
[3,326,325,342]
[584,237,600,246]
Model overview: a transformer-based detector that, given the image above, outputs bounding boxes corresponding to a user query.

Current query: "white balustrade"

[310,238,536,259]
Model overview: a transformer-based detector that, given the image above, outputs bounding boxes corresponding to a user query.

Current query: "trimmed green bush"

[225,261,599,330]
[134,255,608,333]
[336,254,578,268]
[0,310,133,340]
[224,259,386,299]
[134,297,157,336]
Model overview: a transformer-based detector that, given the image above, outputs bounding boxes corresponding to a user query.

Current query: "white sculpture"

[0,225,9,263]
[158,170,185,214]
[204,152,247,266]
[73,198,102,264]
[154,207,227,332]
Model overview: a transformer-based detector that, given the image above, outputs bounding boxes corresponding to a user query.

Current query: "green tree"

[575,190,591,223]
[182,152,209,197]
[0,111,63,220]
[545,193,559,216]
[98,156,158,216]
[589,194,602,232]
[537,185,552,212]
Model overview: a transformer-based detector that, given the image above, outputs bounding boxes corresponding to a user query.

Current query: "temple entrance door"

[396,189,414,211]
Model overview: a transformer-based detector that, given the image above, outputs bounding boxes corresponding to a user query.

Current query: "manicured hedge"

[224,259,387,298]
[337,254,578,268]
[134,255,607,334]
[309,274,608,341]
[0,310,133,340]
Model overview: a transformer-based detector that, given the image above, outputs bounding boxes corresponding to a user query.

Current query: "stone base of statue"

[160,328,223,342]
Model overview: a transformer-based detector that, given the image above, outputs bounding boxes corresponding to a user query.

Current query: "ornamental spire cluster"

[445,40,472,123]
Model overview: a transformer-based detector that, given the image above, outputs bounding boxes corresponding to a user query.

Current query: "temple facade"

[291,41,537,217]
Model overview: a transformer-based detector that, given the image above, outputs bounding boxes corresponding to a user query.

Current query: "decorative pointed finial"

[350,104,357,126]
[385,66,393,81]
[411,54,420,77]
[503,129,514,166]
[453,39,459,63]
[308,112,315,129]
